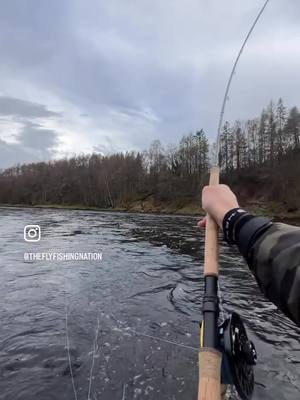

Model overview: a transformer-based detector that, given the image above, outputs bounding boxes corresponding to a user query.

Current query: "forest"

[0,98,299,215]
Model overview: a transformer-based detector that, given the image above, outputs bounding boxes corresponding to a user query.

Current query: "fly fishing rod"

[198,2,270,399]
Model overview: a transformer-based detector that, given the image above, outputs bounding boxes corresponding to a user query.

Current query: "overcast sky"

[0,0,299,168]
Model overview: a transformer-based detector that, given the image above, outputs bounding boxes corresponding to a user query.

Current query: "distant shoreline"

[1,201,299,221]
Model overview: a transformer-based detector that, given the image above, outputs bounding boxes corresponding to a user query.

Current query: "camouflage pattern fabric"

[247,223,300,327]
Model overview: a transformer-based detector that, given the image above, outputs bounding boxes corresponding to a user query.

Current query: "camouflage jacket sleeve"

[237,221,300,327]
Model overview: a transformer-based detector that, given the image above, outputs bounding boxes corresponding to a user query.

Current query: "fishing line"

[65,305,78,400]
[125,327,198,351]
[107,311,198,351]
[122,383,127,400]
[87,313,101,400]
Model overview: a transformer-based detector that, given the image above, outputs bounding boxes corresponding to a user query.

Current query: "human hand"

[198,184,239,229]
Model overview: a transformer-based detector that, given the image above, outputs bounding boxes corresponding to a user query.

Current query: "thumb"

[197,217,207,229]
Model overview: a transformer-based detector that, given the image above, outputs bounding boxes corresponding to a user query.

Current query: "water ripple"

[0,207,299,400]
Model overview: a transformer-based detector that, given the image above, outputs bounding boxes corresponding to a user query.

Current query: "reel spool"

[219,312,257,400]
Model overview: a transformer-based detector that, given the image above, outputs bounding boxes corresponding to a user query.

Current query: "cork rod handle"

[204,166,220,277]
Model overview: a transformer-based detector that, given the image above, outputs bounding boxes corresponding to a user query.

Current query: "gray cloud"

[19,122,59,149]
[0,96,61,119]
[0,0,299,168]
[0,122,59,169]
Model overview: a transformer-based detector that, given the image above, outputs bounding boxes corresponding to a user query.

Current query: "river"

[0,208,299,400]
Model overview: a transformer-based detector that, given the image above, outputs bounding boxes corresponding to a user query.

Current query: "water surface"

[0,208,299,399]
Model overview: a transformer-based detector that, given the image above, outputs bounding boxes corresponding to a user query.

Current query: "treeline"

[219,99,300,210]
[0,99,299,211]
[219,99,299,171]
[0,130,209,208]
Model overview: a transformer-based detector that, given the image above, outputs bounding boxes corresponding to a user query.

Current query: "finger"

[197,218,207,228]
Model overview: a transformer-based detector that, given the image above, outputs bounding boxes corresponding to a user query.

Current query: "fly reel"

[219,312,257,400]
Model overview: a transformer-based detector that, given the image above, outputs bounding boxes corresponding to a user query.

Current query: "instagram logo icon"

[24,225,41,242]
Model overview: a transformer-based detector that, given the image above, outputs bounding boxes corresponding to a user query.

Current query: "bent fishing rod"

[198,1,270,400]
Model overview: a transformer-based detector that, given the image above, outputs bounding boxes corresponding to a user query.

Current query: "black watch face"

[0,2,299,400]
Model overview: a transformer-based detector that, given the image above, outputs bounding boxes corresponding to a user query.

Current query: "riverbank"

[1,197,299,221]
